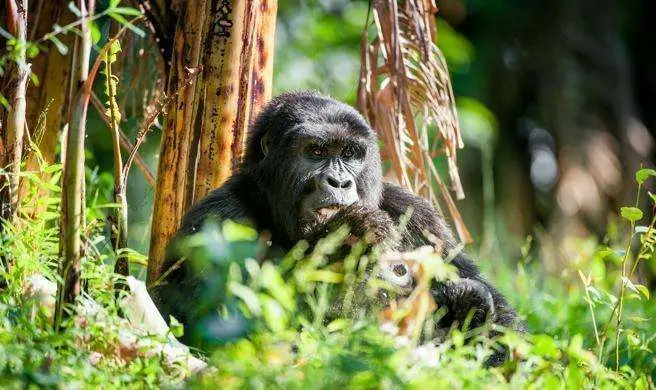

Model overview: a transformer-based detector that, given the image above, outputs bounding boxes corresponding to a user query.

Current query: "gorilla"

[151,91,524,362]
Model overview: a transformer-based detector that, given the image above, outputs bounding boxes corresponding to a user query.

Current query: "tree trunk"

[0,0,30,224]
[147,0,277,285]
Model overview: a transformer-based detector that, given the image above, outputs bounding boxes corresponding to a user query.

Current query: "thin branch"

[90,91,155,187]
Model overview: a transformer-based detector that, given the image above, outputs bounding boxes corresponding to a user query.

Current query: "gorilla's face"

[242,92,384,243]
[295,123,368,225]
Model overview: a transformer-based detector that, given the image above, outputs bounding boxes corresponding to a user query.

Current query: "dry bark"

[147,0,277,284]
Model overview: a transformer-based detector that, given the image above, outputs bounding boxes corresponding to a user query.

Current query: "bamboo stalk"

[55,0,94,328]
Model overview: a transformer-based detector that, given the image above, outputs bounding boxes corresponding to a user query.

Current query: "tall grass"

[1,163,654,387]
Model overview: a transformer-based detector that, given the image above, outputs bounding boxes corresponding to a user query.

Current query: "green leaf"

[222,220,257,242]
[88,21,101,44]
[111,7,143,16]
[108,12,145,38]
[48,35,69,55]
[307,270,343,283]
[649,191,656,205]
[627,316,650,323]
[43,163,63,173]
[635,168,656,185]
[0,94,9,109]
[26,43,40,59]
[68,2,82,17]
[636,284,650,300]
[29,72,39,87]
[259,294,288,332]
[260,263,296,312]
[169,316,184,338]
[620,207,643,222]
[530,334,561,360]
[457,97,498,150]
[229,282,261,316]
[622,277,642,300]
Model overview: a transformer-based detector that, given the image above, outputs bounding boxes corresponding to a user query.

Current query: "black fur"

[151,91,524,362]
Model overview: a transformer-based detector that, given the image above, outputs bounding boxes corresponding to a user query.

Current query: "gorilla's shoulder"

[380,183,436,219]
[178,175,258,234]
[380,182,458,251]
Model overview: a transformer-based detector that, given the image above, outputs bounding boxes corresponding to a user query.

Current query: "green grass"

[0,166,655,388]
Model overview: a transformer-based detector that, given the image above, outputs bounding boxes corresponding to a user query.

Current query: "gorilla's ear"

[260,132,270,156]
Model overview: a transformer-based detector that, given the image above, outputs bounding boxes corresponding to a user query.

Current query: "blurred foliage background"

[85,0,655,287]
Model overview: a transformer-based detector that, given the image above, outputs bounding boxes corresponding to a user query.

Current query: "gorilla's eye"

[309,145,325,157]
[342,147,355,158]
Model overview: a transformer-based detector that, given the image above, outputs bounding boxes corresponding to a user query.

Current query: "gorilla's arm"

[150,175,259,333]
[380,183,523,332]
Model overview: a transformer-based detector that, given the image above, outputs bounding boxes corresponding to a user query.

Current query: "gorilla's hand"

[304,204,398,249]
[431,278,496,330]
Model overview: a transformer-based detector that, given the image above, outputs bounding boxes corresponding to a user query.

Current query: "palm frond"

[357,0,471,243]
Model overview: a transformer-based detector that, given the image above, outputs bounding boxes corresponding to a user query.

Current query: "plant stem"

[103,29,129,277]
[55,0,94,329]
[581,273,601,346]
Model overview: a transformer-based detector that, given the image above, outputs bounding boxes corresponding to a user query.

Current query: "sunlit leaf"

[169,316,184,338]
[108,13,145,38]
[229,282,262,316]
[260,263,296,312]
[457,97,497,150]
[259,294,288,332]
[26,43,40,59]
[29,72,40,87]
[530,334,561,360]
[48,35,69,55]
[111,7,143,16]
[43,164,63,173]
[68,1,82,17]
[620,207,643,222]
[307,270,344,283]
[222,220,257,242]
[622,276,639,294]
[89,21,101,44]
[635,284,650,300]
[635,168,656,185]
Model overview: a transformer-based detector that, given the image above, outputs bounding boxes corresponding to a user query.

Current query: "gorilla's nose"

[315,172,358,205]
[326,175,353,189]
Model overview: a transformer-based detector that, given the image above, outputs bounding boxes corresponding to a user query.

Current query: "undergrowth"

[0,164,654,388]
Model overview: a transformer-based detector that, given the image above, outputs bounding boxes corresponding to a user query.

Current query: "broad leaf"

[620,207,643,222]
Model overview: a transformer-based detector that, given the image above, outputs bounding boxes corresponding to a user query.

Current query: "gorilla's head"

[241,91,383,243]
